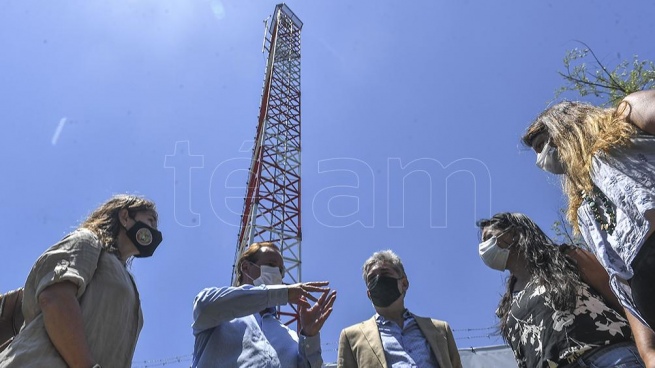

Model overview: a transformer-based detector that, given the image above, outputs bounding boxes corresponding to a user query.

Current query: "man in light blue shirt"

[192,242,337,368]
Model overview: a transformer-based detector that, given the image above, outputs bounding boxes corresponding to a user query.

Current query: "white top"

[578,133,655,326]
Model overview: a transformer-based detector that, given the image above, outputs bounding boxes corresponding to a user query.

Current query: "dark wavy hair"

[476,212,582,342]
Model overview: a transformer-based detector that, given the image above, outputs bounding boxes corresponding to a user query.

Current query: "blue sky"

[1,1,654,366]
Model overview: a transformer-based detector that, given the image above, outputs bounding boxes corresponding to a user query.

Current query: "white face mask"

[535,140,565,175]
[251,264,283,286]
[479,230,513,271]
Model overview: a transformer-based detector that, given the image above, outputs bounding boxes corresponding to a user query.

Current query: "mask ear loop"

[240,261,259,283]
[494,225,513,239]
[495,225,517,249]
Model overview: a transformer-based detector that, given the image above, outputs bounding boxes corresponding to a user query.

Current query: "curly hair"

[476,213,582,342]
[521,101,636,231]
[80,194,157,258]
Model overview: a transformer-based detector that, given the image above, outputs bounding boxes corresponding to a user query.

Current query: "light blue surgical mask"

[248,263,284,286]
[536,140,565,175]
[479,228,514,271]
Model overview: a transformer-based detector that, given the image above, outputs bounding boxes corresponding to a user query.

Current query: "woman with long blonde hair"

[522,90,655,365]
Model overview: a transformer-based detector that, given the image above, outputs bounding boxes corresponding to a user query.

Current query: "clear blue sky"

[2,1,654,366]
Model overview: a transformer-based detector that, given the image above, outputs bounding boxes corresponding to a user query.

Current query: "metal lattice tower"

[231,3,303,327]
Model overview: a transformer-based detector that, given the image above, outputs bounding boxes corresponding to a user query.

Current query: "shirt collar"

[375,309,412,325]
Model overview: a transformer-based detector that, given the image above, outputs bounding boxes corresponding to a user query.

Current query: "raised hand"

[298,289,337,337]
[287,281,330,309]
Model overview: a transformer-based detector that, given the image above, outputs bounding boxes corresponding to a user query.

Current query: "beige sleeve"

[33,230,102,299]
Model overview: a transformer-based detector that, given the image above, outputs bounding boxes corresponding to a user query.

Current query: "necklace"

[582,186,616,235]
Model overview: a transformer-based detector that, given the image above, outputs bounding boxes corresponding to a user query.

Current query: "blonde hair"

[522,101,636,230]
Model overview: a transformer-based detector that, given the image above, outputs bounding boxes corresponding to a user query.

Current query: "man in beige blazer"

[337,250,462,368]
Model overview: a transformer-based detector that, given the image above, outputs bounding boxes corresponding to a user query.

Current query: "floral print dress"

[505,279,632,368]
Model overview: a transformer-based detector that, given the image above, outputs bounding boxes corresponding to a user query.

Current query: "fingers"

[302,281,329,287]
[306,291,336,318]
[307,287,336,310]
[314,288,330,306]
[319,305,335,323]
[303,289,319,303]
[322,290,337,311]
[302,291,337,333]
[296,284,319,302]
[289,282,336,311]
[289,285,319,305]
[300,281,330,293]
[297,290,337,336]
[296,296,311,309]
[289,281,329,304]
[289,288,312,306]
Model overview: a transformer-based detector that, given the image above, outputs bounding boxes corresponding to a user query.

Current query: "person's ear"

[238,261,250,284]
[401,277,409,293]
[241,260,250,274]
[118,208,130,228]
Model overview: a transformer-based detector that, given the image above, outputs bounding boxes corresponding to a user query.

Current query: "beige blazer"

[337,314,462,368]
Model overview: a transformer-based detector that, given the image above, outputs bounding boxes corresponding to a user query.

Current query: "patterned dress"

[505,280,632,368]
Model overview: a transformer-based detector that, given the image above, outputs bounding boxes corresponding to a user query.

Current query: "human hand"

[287,281,330,308]
[299,289,337,337]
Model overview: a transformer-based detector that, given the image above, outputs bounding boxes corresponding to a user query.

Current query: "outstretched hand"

[287,281,330,308]
[298,288,337,337]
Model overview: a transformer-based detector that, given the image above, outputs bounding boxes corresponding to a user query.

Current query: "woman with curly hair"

[522,90,655,364]
[477,212,642,368]
[0,194,163,368]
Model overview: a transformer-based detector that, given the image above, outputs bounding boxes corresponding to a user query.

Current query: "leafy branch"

[556,41,655,107]
[551,208,588,250]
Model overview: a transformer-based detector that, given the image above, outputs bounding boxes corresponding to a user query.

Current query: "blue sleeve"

[298,333,323,368]
[192,284,288,333]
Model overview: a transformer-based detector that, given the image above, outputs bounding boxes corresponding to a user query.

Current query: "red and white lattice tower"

[231,3,303,327]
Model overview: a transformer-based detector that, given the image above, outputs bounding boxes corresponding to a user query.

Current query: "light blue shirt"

[375,310,439,368]
[191,284,322,368]
[578,133,655,327]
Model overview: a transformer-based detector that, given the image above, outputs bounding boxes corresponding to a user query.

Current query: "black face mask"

[367,275,402,308]
[125,220,163,258]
